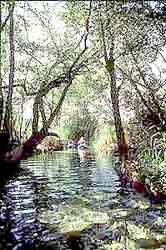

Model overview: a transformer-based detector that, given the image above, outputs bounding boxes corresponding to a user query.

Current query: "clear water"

[0,150,165,250]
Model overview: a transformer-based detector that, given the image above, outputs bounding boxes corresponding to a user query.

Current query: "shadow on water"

[0,151,165,250]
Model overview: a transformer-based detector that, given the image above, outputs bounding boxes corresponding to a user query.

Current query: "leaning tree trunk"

[47,80,72,127]
[32,95,40,133]
[4,2,15,137]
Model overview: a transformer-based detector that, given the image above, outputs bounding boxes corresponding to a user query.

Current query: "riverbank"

[117,159,166,204]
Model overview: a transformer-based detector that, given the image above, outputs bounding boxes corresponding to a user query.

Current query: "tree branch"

[116,64,155,114]
[127,43,163,113]
[98,0,108,62]
[68,0,92,74]
[17,44,44,66]
[1,3,15,31]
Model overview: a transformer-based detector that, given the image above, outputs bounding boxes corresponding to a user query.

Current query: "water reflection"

[0,151,165,249]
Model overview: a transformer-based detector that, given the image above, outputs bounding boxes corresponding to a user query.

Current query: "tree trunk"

[39,96,48,133]
[0,78,3,129]
[32,96,40,133]
[47,80,72,127]
[106,58,128,161]
[99,1,128,161]
[4,2,15,137]
[0,1,4,129]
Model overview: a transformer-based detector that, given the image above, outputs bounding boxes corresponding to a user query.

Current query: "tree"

[98,1,128,161]
[3,1,15,137]
[2,1,95,143]
[62,0,166,156]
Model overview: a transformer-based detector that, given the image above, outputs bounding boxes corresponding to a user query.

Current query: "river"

[0,150,165,249]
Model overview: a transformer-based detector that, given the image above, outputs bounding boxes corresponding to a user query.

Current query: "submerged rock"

[135,238,164,249]
[36,136,63,153]
[39,205,110,234]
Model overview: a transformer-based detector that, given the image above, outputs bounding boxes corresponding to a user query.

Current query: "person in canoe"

[67,138,78,149]
[77,136,88,150]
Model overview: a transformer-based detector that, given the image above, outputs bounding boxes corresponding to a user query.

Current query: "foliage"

[54,127,69,140]
[136,145,166,193]
[62,109,97,141]
[93,124,116,154]
[61,1,89,27]
[1,0,97,136]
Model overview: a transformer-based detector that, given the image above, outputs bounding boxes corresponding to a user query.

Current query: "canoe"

[77,144,88,150]
[67,144,77,149]
[67,144,88,150]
